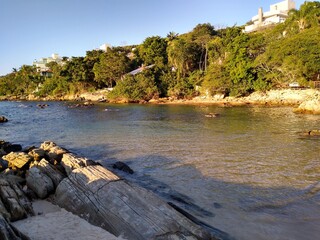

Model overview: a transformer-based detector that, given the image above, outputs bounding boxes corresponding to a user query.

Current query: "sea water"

[1,101,319,240]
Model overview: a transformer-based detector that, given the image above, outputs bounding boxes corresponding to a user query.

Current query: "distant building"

[244,0,296,33]
[33,53,65,76]
[99,43,112,52]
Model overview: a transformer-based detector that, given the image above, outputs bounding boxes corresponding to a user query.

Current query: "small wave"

[104,108,120,112]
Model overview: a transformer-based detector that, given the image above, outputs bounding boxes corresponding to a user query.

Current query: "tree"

[166,31,179,41]
[84,50,104,83]
[167,38,201,79]
[93,49,130,88]
[138,36,168,68]
[255,27,320,87]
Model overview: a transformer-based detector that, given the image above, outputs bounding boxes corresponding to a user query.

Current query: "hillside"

[0,1,319,101]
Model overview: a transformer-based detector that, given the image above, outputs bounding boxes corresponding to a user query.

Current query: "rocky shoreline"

[0,140,227,240]
[1,89,320,114]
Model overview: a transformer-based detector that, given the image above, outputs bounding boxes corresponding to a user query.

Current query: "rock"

[1,175,25,186]
[8,182,34,217]
[3,144,22,154]
[0,158,8,171]
[60,153,97,176]
[0,169,15,176]
[0,178,31,221]
[300,130,320,137]
[0,116,8,123]
[46,146,67,164]
[294,100,320,114]
[2,152,32,170]
[39,141,57,151]
[28,148,45,162]
[0,214,27,240]
[22,146,36,154]
[0,149,6,157]
[39,142,68,164]
[0,141,22,156]
[36,104,49,109]
[26,167,54,199]
[205,113,220,118]
[113,161,134,174]
[54,164,215,240]
[308,130,320,136]
[0,198,11,220]
[33,159,66,188]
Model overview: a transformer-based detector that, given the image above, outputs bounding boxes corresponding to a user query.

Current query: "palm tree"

[166,31,179,41]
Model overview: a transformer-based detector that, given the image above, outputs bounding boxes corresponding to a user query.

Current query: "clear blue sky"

[0,0,304,76]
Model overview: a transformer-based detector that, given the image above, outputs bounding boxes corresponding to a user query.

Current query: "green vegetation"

[1,2,319,101]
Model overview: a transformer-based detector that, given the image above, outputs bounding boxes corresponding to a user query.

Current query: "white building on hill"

[33,53,64,76]
[244,0,296,33]
[99,43,112,52]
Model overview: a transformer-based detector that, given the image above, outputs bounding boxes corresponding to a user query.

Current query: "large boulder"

[2,153,32,170]
[33,159,66,188]
[54,164,215,240]
[26,167,54,199]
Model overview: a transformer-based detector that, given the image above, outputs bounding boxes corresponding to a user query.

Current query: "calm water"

[1,101,320,240]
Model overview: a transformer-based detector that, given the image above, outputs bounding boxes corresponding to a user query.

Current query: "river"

[1,101,319,240]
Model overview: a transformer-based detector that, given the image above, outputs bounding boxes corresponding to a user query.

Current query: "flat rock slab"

[2,152,32,169]
[54,165,215,240]
[12,200,125,240]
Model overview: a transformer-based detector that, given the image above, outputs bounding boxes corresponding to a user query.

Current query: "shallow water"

[1,101,319,240]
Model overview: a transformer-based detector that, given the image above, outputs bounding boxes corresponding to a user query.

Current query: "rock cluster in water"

[0,140,221,240]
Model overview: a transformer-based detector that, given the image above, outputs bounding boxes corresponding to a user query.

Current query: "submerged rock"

[300,130,320,137]
[0,116,8,123]
[113,161,134,174]
[205,113,220,118]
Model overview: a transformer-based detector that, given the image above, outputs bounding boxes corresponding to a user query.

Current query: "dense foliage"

[1,2,319,100]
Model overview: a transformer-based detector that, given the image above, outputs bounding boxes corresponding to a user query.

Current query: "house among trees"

[244,0,296,33]
[33,53,64,77]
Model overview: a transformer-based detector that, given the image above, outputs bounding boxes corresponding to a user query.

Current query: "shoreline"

[1,88,320,113]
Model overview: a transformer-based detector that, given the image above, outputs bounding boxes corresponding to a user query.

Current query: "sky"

[0,0,305,76]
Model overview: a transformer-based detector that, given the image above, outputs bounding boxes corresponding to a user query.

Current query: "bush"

[108,70,159,102]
